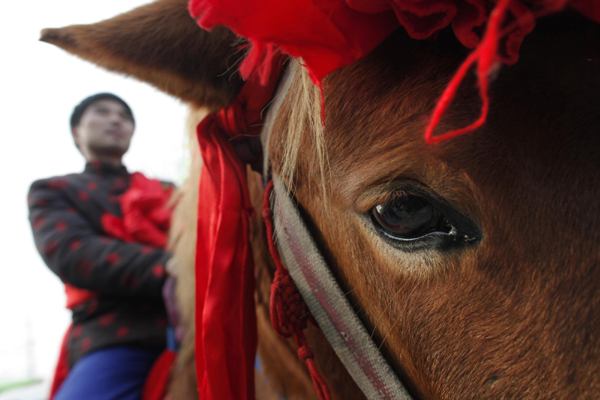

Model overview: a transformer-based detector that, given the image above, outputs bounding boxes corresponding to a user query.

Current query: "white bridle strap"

[270,176,413,400]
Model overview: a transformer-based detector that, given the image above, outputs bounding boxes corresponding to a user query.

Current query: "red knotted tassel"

[262,180,332,400]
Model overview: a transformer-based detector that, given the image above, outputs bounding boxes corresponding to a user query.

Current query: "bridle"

[259,59,414,400]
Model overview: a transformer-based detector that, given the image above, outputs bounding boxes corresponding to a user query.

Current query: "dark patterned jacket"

[28,161,171,366]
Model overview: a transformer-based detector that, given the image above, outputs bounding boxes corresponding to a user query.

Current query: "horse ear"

[40,0,244,110]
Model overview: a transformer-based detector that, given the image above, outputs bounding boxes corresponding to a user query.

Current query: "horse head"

[268,14,600,398]
[42,1,600,398]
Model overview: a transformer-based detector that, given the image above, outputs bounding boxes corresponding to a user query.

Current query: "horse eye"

[371,195,453,240]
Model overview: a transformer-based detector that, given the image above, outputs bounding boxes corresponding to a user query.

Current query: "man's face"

[72,100,134,161]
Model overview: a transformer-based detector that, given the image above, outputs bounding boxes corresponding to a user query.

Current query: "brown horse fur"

[269,14,600,399]
[42,2,600,399]
[40,0,244,110]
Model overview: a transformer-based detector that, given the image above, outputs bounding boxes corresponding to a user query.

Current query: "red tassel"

[424,0,512,144]
[295,334,332,400]
[262,181,332,400]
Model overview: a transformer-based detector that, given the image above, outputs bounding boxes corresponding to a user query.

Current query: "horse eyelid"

[354,188,410,214]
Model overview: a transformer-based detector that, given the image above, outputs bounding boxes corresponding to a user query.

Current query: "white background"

[0,0,190,383]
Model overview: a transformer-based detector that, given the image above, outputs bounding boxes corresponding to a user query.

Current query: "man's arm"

[28,178,170,297]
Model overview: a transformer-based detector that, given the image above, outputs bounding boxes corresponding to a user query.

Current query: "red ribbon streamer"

[194,58,283,400]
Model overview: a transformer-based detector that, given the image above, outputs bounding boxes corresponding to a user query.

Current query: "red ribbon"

[141,349,178,400]
[102,173,172,248]
[194,57,283,400]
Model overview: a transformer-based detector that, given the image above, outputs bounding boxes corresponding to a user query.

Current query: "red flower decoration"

[106,252,121,266]
[114,178,127,189]
[71,325,83,339]
[152,264,165,278]
[76,259,93,277]
[48,179,69,190]
[116,327,130,337]
[44,240,58,257]
[140,246,154,254]
[87,299,99,314]
[78,191,90,201]
[33,216,46,231]
[122,273,140,290]
[81,337,93,352]
[99,312,117,327]
[101,173,173,249]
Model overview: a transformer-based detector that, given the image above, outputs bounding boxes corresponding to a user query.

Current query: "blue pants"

[54,346,160,400]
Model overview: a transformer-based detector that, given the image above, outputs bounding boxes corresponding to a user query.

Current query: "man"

[28,93,172,400]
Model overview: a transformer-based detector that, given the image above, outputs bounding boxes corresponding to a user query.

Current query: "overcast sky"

[0,0,190,382]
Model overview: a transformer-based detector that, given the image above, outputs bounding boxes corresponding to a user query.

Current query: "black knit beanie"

[70,93,135,128]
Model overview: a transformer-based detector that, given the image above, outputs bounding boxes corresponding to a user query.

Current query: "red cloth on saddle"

[102,172,172,248]
[49,326,72,400]
[193,56,284,400]
[141,349,177,400]
[50,173,173,400]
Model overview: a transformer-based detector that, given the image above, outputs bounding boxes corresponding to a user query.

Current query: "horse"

[40,0,600,398]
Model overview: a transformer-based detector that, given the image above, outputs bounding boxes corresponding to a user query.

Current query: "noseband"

[260,60,413,400]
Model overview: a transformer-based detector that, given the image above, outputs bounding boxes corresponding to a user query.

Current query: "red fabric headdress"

[191,0,599,141]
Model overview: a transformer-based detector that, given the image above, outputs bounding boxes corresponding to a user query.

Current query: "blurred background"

[0,1,190,398]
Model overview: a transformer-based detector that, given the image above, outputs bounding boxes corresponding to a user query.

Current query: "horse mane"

[267,64,325,193]
[270,29,467,196]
